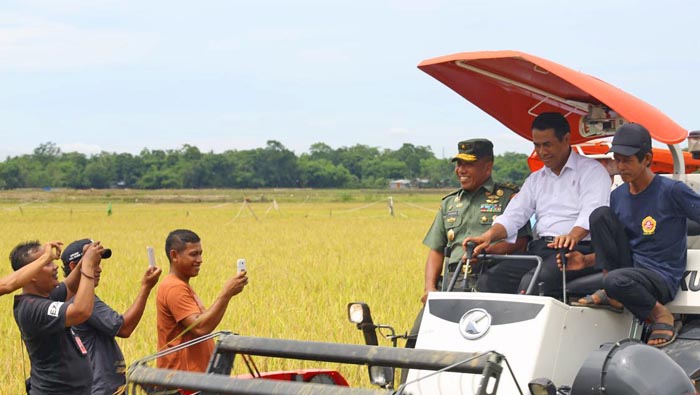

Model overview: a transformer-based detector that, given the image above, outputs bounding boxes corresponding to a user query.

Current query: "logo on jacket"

[641,216,656,236]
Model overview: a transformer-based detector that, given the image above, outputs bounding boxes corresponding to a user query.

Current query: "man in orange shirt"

[156,229,248,372]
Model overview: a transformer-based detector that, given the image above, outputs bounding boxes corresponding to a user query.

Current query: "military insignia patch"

[641,216,656,236]
[480,204,502,213]
[445,210,459,224]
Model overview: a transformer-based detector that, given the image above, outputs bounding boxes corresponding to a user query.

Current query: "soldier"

[404,138,531,364]
[421,138,531,300]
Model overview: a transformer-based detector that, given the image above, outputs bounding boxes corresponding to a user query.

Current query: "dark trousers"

[476,240,597,297]
[591,206,673,320]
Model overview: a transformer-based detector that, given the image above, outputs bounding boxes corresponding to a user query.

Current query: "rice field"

[0,189,447,394]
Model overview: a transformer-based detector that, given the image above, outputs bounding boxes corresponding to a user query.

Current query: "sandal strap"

[592,289,609,304]
[649,322,675,332]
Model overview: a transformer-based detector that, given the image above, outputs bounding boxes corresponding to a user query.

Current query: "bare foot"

[558,251,586,271]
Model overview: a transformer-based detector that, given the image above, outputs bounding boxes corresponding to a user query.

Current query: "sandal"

[647,321,679,348]
[572,289,623,313]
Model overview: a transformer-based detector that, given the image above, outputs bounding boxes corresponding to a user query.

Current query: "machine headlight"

[528,377,556,395]
[348,302,368,324]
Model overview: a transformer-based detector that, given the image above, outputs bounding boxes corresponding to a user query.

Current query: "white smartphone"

[236,258,247,274]
[147,246,156,267]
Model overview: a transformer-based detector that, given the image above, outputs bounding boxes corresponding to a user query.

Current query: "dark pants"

[591,206,673,320]
[476,240,597,297]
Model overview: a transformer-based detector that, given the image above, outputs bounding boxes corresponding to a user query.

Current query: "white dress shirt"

[495,150,611,243]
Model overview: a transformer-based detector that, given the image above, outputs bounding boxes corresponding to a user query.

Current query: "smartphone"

[236,258,247,274]
[147,246,156,267]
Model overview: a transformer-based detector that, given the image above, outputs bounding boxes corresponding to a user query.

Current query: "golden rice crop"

[0,193,443,394]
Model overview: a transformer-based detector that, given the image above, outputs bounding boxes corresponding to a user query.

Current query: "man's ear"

[69,262,77,272]
[168,249,178,263]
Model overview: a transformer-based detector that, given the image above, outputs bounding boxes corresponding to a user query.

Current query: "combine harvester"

[126,51,700,395]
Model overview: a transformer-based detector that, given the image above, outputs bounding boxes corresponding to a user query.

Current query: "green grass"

[0,191,446,394]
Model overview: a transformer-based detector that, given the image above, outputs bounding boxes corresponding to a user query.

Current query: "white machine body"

[405,292,635,394]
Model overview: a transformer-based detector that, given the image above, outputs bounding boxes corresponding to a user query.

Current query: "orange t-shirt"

[156,274,215,372]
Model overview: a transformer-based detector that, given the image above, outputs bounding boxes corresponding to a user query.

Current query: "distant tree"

[254,140,299,187]
[336,145,381,179]
[386,143,434,178]
[0,141,533,190]
[493,152,530,185]
[0,161,25,189]
[84,160,112,189]
[420,158,455,187]
[298,158,355,187]
[307,142,335,162]
[33,142,61,163]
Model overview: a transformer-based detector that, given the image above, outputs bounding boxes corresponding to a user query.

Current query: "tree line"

[0,141,531,189]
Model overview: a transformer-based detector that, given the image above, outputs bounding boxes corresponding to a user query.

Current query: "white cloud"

[0,18,158,72]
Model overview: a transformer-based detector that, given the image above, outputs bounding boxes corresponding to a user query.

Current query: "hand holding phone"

[147,247,156,267]
[236,258,247,274]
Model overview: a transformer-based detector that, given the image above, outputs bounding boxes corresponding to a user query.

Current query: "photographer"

[156,229,248,372]
[11,240,104,395]
[0,241,62,295]
[62,239,162,395]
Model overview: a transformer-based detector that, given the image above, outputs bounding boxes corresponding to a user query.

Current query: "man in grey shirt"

[62,239,162,395]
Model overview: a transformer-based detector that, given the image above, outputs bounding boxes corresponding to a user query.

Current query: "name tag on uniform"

[445,210,458,224]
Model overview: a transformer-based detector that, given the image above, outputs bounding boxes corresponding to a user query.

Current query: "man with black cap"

[11,239,104,395]
[464,112,612,296]
[561,123,700,348]
[62,239,162,394]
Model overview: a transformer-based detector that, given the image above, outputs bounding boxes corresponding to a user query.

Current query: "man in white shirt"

[464,112,611,296]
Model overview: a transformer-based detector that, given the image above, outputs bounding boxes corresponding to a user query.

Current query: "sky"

[1,0,699,160]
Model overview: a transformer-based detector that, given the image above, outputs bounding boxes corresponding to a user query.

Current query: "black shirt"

[14,289,92,394]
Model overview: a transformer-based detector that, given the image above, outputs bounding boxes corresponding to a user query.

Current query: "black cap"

[608,123,652,156]
[451,139,494,162]
[61,238,112,267]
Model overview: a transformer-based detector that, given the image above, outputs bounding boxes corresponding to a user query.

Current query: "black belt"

[537,236,590,246]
